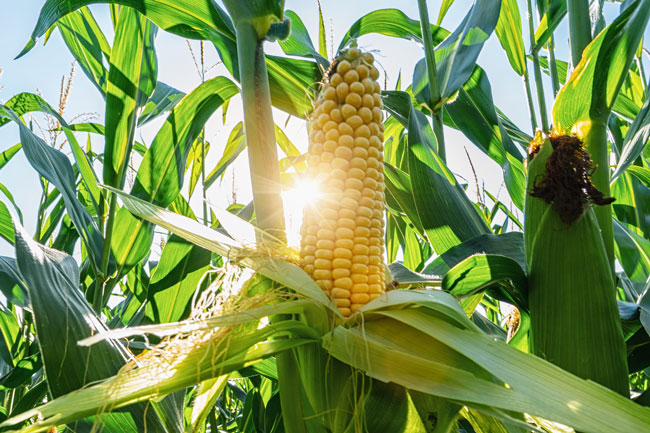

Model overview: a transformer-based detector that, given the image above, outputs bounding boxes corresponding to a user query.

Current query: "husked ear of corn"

[299,47,385,317]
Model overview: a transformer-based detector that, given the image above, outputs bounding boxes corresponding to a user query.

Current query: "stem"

[236,22,286,242]
[432,112,446,161]
[417,0,446,161]
[526,0,549,130]
[523,72,538,131]
[201,135,208,226]
[94,194,117,313]
[636,56,647,92]
[200,41,209,226]
[34,180,48,241]
[567,0,592,69]
[547,35,561,96]
[235,20,304,433]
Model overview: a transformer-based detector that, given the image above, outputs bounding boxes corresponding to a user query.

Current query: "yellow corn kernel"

[314,259,331,269]
[351,274,368,283]
[339,208,356,220]
[344,69,360,84]
[351,293,370,303]
[338,135,355,148]
[313,269,332,280]
[334,278,353,290]
[337,218,356,230]
[315,248,333,260]
[333,247,353,259]
[332,268,350,279]
[332,258,352,269]
[325,128,340,141]
[335,227,354,239]
[351,263,369,274]
[330,73,343,86]
[338,122,354,136]
[335,238,355,249]
[345,92,362,108]
[352,255,369,264]
[336,83,349,101]
[357,64,370,79]
[350,81,365,95]
[354,137,370,150]
[335,146,353,160]
[333,297,351,307]
[362,94,375,108]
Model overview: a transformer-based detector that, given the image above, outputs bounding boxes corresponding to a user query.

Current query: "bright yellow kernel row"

[299,48,386,317]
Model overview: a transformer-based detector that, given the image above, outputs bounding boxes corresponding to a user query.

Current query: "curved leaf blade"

[103,8,157,187]
[553,0,650,128]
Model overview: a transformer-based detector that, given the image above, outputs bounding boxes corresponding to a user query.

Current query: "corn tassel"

[300,47,386,317]
[524,134,629,395]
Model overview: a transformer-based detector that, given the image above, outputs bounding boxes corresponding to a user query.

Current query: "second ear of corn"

[299,48,386,317]
[524,134,629,396]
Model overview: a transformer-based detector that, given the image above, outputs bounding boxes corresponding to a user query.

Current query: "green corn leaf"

[495,0,526,76]
[138,82,186,126]
[533,0,566,52]
[61,128,102,216]
[383,91,491,254]
[627,165,650,189]
[57,7,110,96]
[443,67,526,209]
[442,254,528,311]
[611,89,650,181]
[205,122,246,189]
[325,294,650,433]
[19,0,236,60]
[0,144,22,170]
[12,222,176,432]
[553,0,650,128]
[0,257,28,307]
[0,184,23,224]
[317,2,327,59]
[430,0,501,102]
[131,76,238,207]
[0,105,107,270]
[266,55,320,118]
[145,240,211,324]
[613,218,650,288]
[279,10,328,70]
[437,0,455,25]
[611,171,650,238]
[0,93,64,129]
[389,261,441,287]
[103,7,157,187]
[424,231,525,274]
[187,137,209,199]
[338,8,450,51]
[110,207,153,272]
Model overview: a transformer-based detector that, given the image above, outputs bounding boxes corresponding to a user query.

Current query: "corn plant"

[1,0,650,432]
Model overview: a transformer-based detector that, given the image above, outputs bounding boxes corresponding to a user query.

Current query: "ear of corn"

[524,134,629,395]
[299,47,386,317]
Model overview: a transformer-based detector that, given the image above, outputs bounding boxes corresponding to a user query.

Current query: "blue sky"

[0,0,635,257]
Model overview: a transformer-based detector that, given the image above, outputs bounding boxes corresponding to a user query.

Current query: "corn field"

[1,0,650,432]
